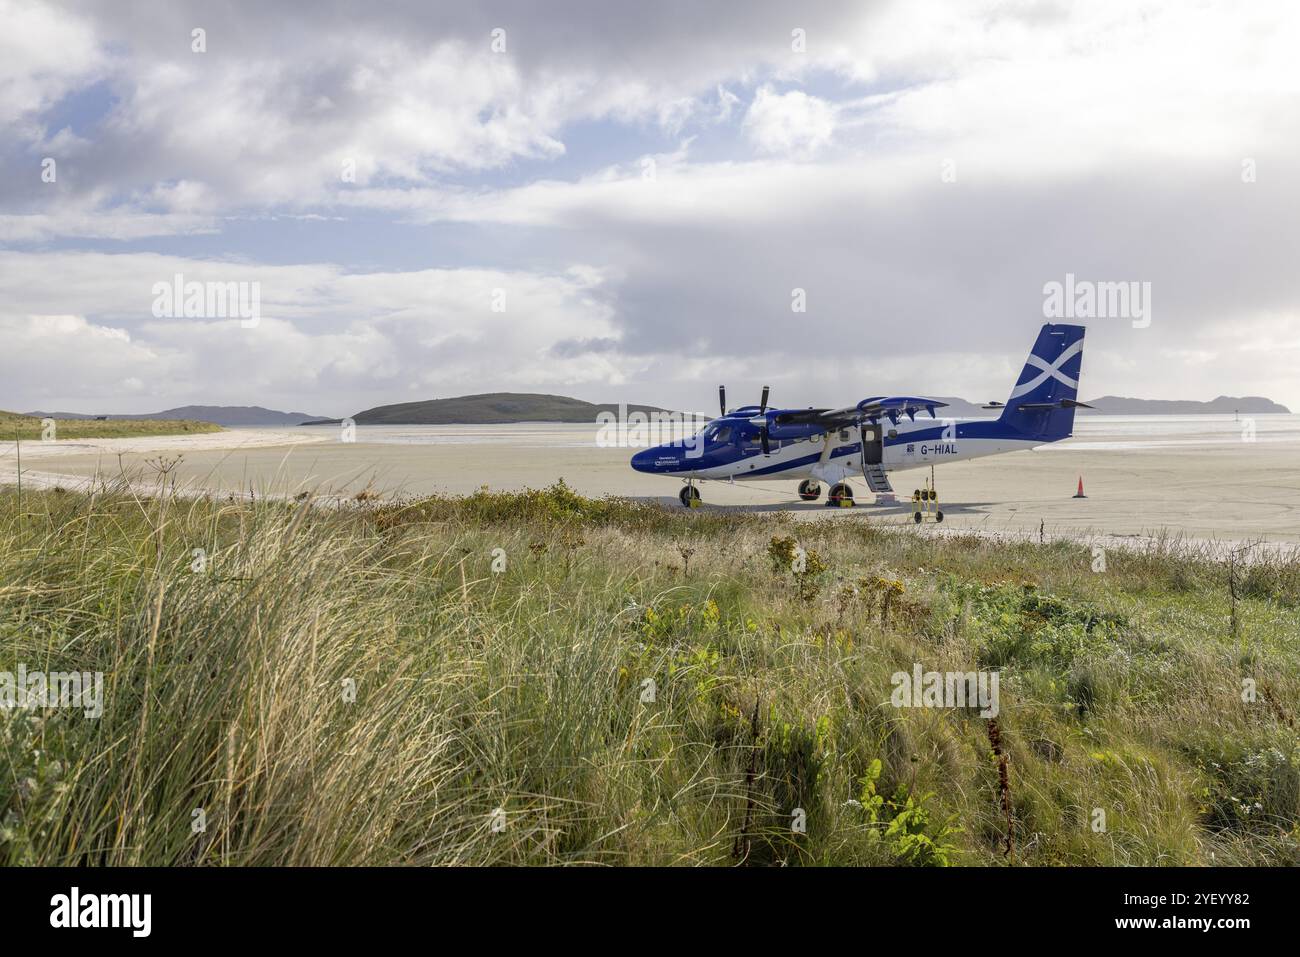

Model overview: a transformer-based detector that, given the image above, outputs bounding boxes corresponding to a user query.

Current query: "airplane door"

[859,425,883,465]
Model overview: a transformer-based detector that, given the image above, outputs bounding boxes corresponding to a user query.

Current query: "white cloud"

[743,86,836,157]
[8,2,1298,224]
[715,85,741,122]
[0,199,218,242]
[0,0,105,136]
[0,251,622,414]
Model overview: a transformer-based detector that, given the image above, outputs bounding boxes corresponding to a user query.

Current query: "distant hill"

[337,393,682,425]
[313,391,1295,425]
[1078,395,1291,415]
[23,393,1290,431]
[24,406,324,427]
[936,394,1292,416]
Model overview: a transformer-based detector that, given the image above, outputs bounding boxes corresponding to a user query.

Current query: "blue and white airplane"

[631,323,1088,509]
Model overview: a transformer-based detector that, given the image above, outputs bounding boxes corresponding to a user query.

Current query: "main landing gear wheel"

[827,482,855,507]
[679,485,701,507]
[798,479,822,501]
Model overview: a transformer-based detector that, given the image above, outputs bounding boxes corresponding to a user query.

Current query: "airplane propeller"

[721,383,773,454]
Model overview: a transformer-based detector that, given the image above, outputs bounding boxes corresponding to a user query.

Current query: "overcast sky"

[2,0,1298,417]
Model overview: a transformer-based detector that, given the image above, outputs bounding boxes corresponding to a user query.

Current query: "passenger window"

[714,426,732,444]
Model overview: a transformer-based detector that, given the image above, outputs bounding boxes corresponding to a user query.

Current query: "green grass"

[0,410,222,440]
[1,479,1297,865]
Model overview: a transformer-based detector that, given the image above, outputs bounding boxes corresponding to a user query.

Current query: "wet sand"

[2,422,1298,548]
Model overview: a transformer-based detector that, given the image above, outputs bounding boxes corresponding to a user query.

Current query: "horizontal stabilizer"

[1016,398,1093,412]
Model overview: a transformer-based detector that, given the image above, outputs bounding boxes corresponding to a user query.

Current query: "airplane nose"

[631,446,677,473]
[630,448,654,473]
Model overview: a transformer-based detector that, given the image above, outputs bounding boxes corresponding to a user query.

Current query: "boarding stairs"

[862,462,893,493]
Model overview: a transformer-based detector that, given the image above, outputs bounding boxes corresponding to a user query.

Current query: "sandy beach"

[3,417,1298,548]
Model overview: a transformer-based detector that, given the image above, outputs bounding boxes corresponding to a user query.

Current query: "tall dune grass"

[1,480,1296,865]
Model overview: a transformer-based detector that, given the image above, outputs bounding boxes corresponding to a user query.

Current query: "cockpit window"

[700,423,736,444]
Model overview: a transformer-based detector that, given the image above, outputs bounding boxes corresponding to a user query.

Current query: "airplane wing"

[773,396,949,429]
[770,407,850,427]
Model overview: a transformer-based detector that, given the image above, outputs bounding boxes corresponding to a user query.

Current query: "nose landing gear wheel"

[679,485,701,507]
[826,482,855,507]
[798,479,822,501]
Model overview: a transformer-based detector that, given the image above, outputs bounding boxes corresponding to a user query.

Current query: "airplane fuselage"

[631,416,1040,484]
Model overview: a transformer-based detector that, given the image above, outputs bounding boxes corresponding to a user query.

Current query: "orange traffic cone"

[1073,476,1087,499]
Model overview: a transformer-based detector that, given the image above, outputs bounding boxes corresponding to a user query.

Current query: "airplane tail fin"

[998,323,1086,441]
